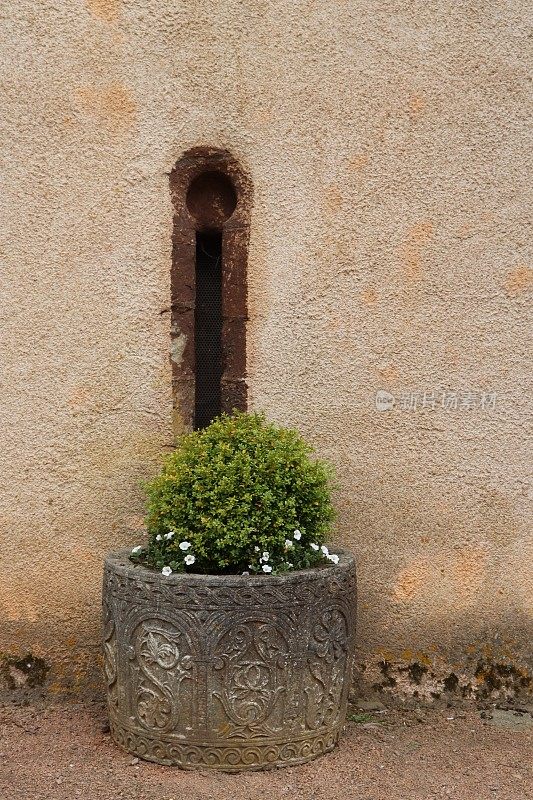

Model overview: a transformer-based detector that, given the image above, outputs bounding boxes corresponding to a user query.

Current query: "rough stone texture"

[103,549,357,770]
[169,147,251,432]
[0,2,531,696]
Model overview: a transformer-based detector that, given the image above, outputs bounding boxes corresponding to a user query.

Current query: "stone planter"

[102,548,356,772]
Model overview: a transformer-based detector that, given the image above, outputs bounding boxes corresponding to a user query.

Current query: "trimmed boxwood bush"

[130,411,337,576]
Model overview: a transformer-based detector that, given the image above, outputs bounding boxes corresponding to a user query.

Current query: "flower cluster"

[130,533,197,576]
[244,529,340,575]
[130,528,341,577]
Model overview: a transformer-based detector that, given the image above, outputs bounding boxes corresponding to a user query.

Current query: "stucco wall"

[1,0,531,698]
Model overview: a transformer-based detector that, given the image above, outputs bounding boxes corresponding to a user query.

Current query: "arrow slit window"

[169,149,251,431]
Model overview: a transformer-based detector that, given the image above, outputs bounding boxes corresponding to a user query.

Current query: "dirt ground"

[0,700,532,800]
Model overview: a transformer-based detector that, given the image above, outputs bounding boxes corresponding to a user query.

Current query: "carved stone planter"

[102,548,356,772]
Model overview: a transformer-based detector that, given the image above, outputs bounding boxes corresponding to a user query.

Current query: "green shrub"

[130,411,337,576]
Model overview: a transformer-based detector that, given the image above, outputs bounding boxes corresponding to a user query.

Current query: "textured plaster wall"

[0,1,531,697]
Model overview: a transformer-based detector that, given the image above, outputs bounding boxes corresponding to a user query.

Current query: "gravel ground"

[0,701,532,800]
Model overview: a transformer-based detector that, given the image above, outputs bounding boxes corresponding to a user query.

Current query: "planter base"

[109,718,341,771]
[103,549,356,772]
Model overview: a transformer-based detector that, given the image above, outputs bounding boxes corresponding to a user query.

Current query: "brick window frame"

[169,147,252,432]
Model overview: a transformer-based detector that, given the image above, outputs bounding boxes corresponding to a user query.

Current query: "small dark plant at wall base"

[130,411,337,575]
[103,411,357,772]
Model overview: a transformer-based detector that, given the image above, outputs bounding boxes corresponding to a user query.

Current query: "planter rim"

[105,546,355,587]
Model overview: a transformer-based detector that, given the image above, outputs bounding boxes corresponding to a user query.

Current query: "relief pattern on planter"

[304,608,348,730]
[102,598,118,713]
[130,617,196,735]
[210,618,290,739]
[103,549,357,771]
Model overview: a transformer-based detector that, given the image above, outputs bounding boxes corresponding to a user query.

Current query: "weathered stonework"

[2,0,531,699]
[169,147,252,433]
[102,548,357,771]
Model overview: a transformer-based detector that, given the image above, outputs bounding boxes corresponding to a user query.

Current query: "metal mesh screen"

[194,231,223,429]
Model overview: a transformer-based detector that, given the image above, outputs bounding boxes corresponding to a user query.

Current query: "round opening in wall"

[186,170,237,229]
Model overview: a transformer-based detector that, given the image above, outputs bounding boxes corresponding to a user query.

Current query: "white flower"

[310,543,319,551]
[284,539,293,549]
[161,566,172,576]
[165,531,174,540]
[262,551,270,561]
[285,562,294,569]
[293,530,302,541]
[155,534,162,542]
[184,554,195,566]
[327,553,340,564]
[320,545,329,556]
[262,564,273,573]
[131,545,142,554]
[248,564,253,570]
[254,546,260,552]
[241,571,250,576]
[179,541,191,551]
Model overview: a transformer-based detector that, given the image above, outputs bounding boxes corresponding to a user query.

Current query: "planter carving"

[103,547,356,772]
